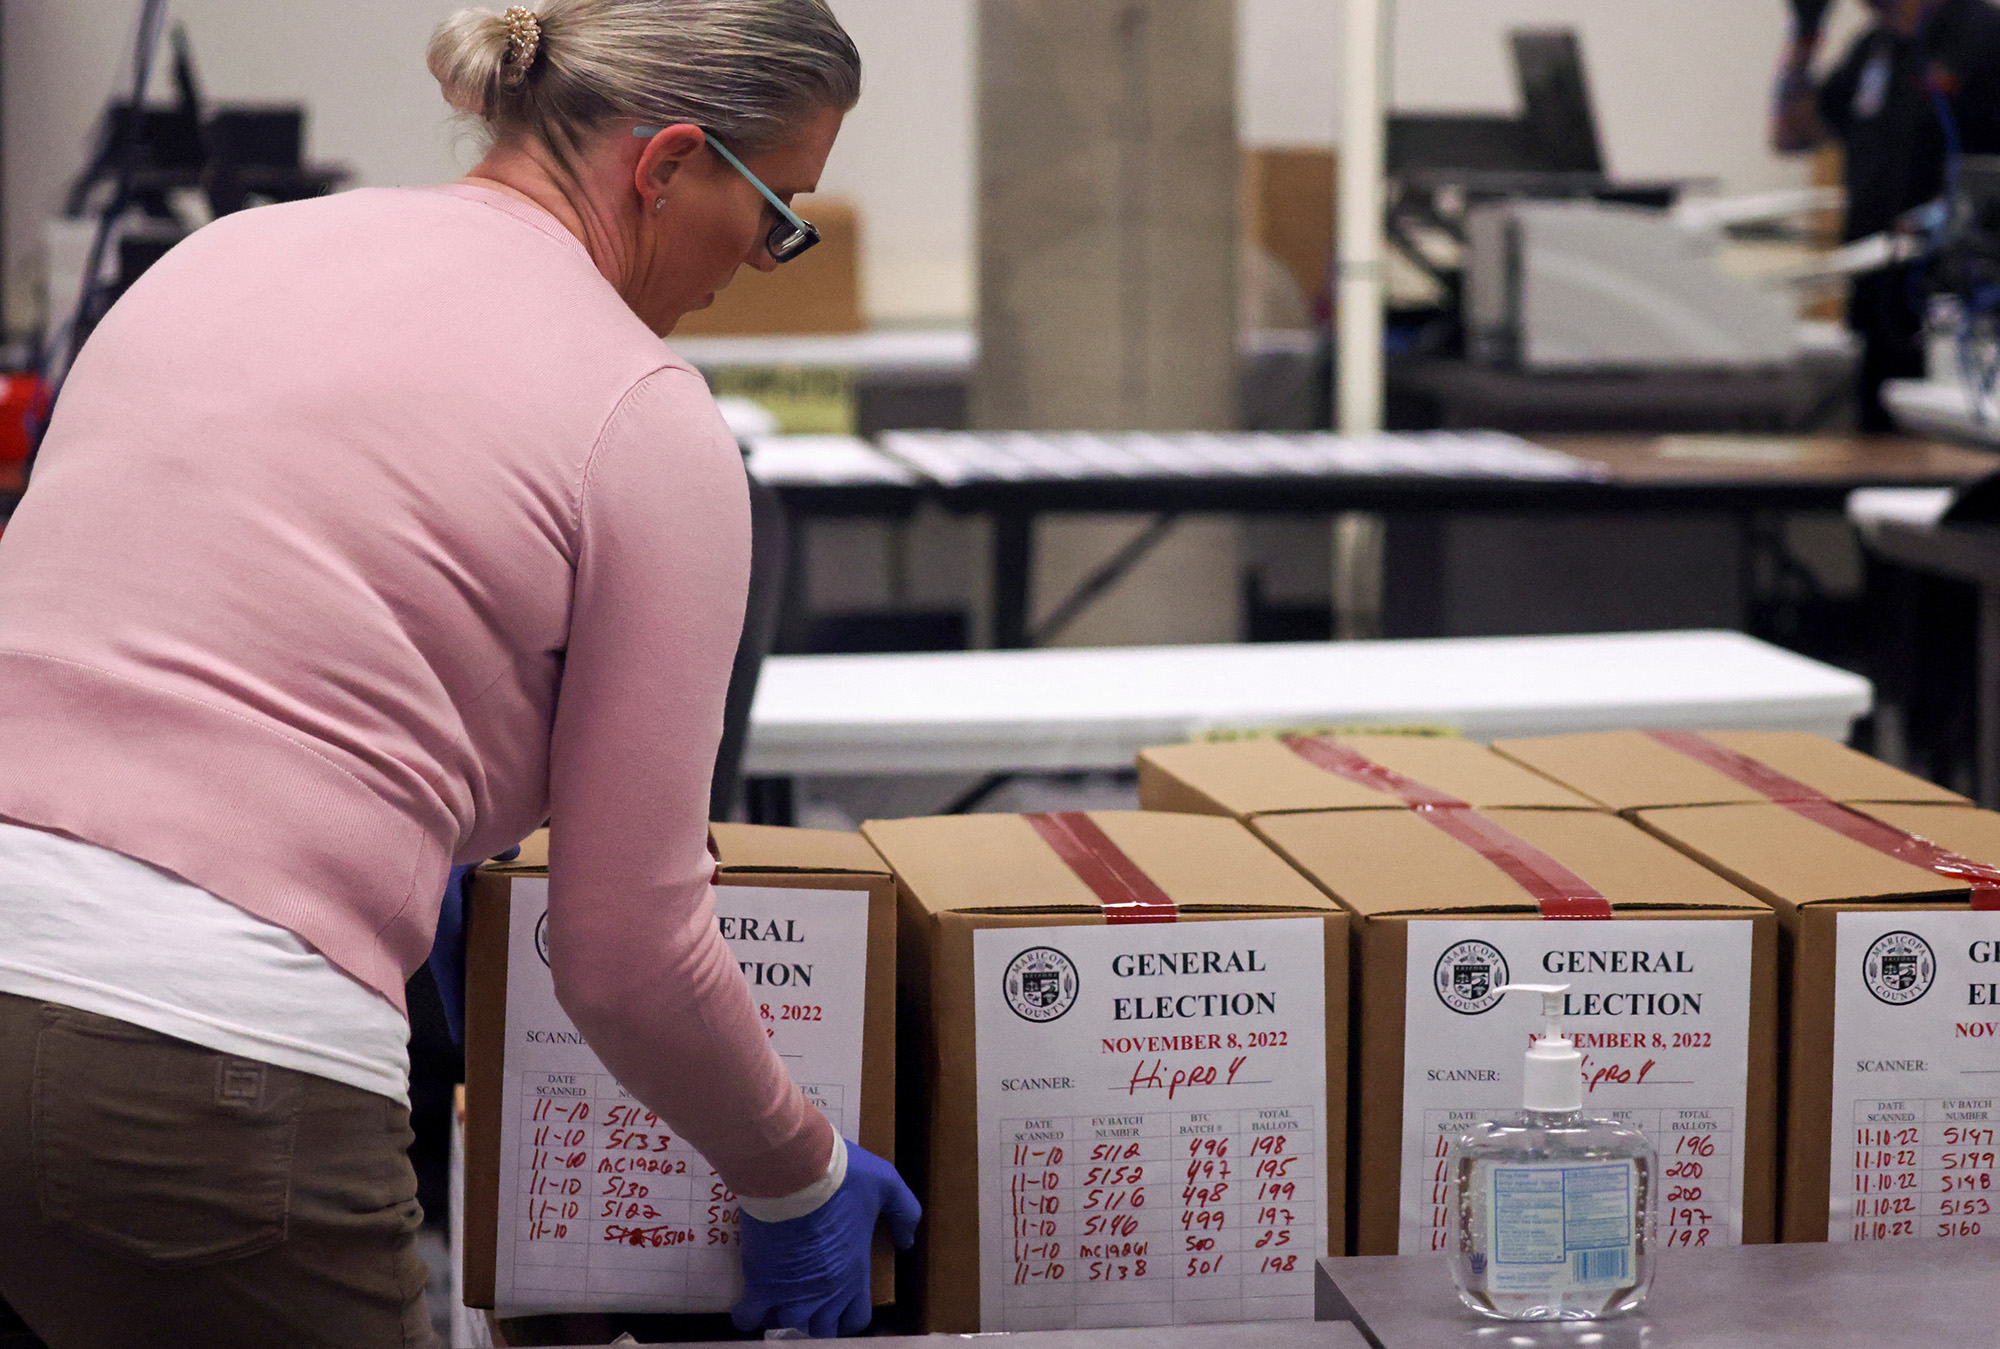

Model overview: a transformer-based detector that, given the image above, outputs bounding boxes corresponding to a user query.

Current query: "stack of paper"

[875,431,1605,486]
[743,434,920,487]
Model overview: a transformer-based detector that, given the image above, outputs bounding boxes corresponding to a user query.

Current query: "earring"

[653,197,667,212]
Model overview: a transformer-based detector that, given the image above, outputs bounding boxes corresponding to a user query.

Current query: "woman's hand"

[732,1142,921,1338]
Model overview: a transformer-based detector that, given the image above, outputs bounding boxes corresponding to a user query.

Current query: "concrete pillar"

[975,0,1238,431]
[975,1,1241,645]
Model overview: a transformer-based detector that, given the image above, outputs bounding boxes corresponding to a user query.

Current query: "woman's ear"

[633,123,708,209]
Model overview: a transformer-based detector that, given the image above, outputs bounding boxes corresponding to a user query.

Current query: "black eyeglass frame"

[631,125,822,264]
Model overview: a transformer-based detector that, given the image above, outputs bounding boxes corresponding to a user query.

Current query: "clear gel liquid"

[1447,1110,1657,1321]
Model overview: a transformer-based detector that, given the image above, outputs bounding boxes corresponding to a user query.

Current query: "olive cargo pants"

[0,993,435,1348]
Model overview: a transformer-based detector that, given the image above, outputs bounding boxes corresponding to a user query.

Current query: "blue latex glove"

[733,1141,921,1338]
[426,848,521,1045]
[426,864,476,1045]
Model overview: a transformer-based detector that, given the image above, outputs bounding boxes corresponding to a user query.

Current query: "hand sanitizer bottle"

[1446,983,1656,1320]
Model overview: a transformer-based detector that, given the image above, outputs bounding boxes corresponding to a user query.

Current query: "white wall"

[6,0,1823,335]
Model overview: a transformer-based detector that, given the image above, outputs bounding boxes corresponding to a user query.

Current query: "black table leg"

[773,502,812,655]
[744,776,796,826]
[1379,513,1446,639]
[993,511,1035,649]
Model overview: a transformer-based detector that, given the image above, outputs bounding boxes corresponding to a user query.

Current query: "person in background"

[1773,0,2000,430]
[0,2,915,1345]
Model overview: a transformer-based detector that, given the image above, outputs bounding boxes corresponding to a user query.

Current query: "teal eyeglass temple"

[632,126,822,263]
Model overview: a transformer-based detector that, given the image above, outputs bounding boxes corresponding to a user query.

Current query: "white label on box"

[972,918,1328,1332]
[1829,910,2000,1243]
[1399,919,1754,1255]
[492,878,869,1314]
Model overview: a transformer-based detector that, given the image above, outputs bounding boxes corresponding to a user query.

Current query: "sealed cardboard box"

[460,825,896,1315]
[862,811,1348,1334]
[1492,729,1969,815]
[1252,804,1778,1256]
[1633,799,2000,1243]
[1138,734,1598,821]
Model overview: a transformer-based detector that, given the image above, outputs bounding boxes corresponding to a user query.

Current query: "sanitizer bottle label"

[1486,1160,1637,1295]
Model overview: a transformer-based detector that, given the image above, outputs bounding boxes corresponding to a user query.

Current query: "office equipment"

[1387,116,1534,177]
[38,6,349,432]
[43,0,172,396]
[1511,28,1604,176]
[1464,200,1801,370]
[1387,26,1698,375]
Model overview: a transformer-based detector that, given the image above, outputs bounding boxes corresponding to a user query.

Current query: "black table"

[938,436,2000,648]
[1315,1238,2000,1348]
[1862,519,2000,805]
[1389,356,1854,436]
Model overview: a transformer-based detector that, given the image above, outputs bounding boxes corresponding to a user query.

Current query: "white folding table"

[743,629,1872,778]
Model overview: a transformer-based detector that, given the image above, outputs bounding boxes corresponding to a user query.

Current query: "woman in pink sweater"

[0,3,914,1344]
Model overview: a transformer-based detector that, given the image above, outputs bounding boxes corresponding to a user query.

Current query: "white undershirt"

[0,821,410,1106]
[0,821,847,1214]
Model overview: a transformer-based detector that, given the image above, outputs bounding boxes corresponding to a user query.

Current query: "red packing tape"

[1644,730,2000,911]
[1025,812,1179,925]
[1280,736,1613,920]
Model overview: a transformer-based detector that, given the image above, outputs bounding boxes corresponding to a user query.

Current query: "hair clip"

[502,6,541,84]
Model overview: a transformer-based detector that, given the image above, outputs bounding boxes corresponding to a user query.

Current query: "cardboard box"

[1491,729,1969,815]
[461,825,896,1314]
[1251,806,1779,1255]
[862,811,1349,1334]
[1242,147,1335,313]
[1138,734,1598,821]
[1632,801,2000,1243]
[671,195,863,336]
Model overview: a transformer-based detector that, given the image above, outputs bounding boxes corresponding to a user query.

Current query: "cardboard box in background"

[1138,734,1598,822]
[1806,143,1846,323]
[1251,806,1779,1256]
[672,195,863,336]
[1491,730,1969,815]
[1633,801,2000,1243]
[1242,147,1335,317]
[863,811,1349,1334]
[461,825,896,1317]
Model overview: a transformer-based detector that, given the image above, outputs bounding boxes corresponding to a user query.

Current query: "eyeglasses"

[632,126,822,263]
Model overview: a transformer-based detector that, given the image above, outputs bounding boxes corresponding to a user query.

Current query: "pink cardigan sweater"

[0,185,831,1196]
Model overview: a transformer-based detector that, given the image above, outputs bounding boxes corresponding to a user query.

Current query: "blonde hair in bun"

[427,0,860,167]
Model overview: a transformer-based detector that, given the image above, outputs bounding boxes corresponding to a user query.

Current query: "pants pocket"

[31,1006,303,1269]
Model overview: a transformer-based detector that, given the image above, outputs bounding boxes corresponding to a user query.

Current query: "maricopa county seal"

[1434,939,1509,1015]
[1863,930,1935,1006]
[534,911,552,968]
[1004,946,1080,1023]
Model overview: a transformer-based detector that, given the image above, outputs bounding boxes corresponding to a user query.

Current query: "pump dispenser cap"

[1495,983,1582,1113]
